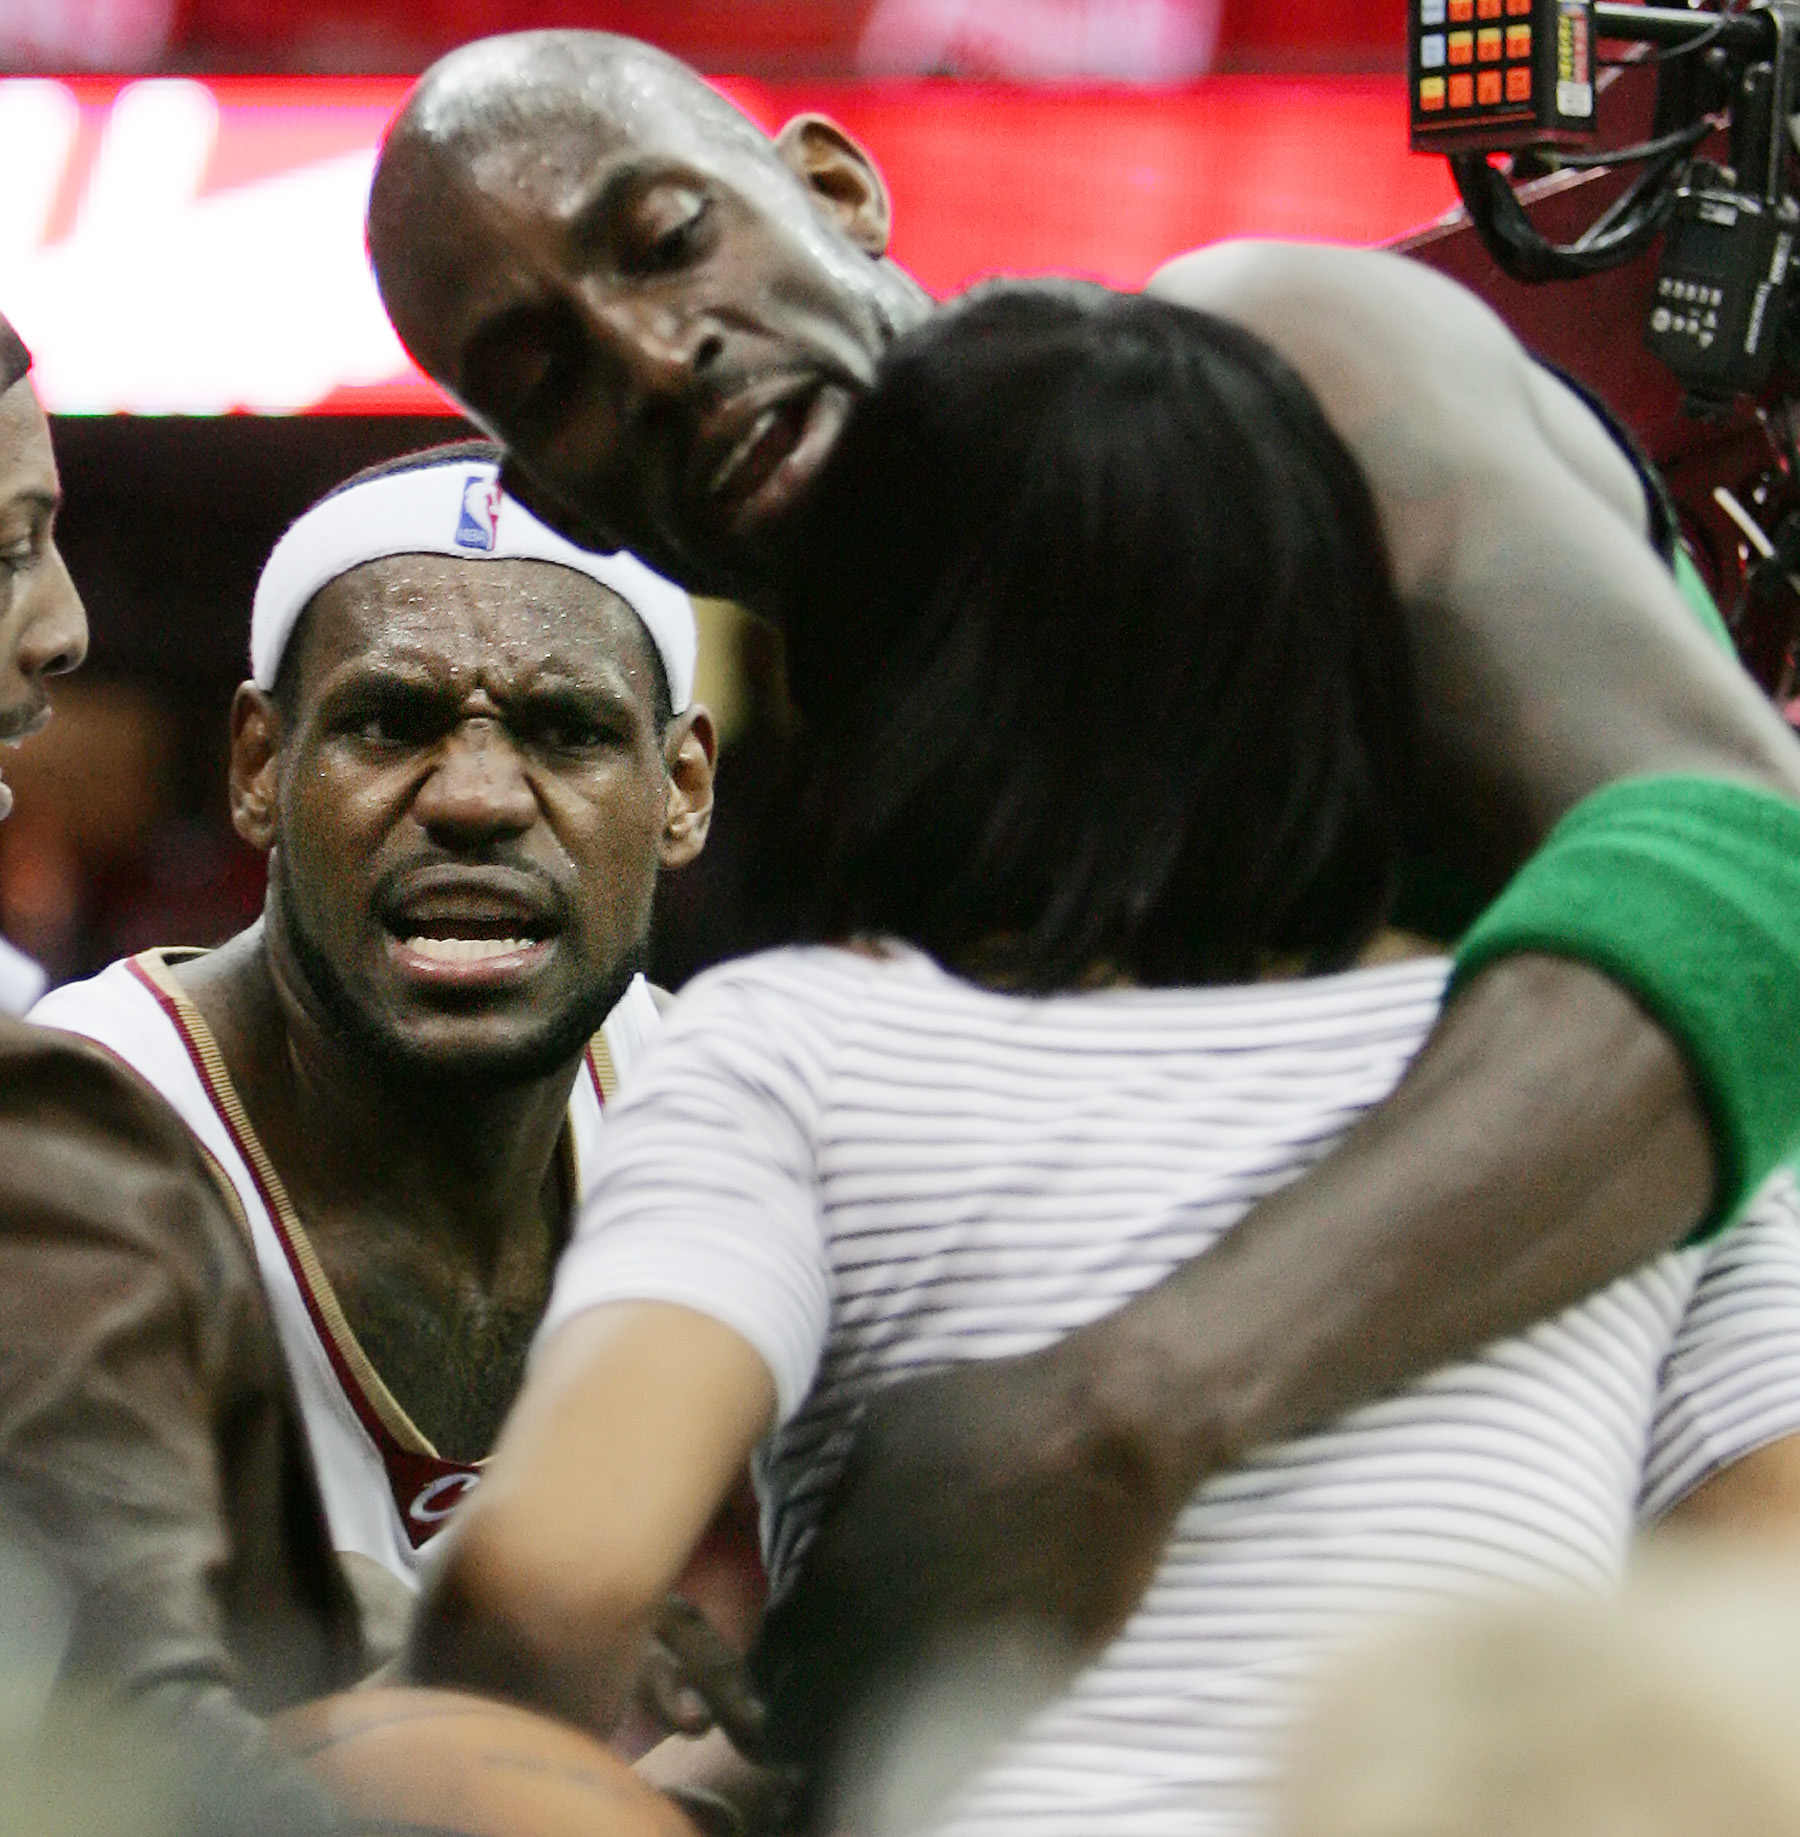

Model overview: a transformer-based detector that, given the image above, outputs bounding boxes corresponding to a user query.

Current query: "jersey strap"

[586,1029,618,1102]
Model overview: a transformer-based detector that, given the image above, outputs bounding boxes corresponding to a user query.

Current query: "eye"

[463,308,583,431]
[517,698,626,753]
[0,520,45,574]
[541,723,604,750]
[341,697,446,748]
[530,715,613,752]
[622,184,712,276]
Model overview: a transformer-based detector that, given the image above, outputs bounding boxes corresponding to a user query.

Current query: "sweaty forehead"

[412,40,767,199]
[295,554,658,701]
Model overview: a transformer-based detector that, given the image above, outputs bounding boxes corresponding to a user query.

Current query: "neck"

[180,919,584,1274]
[874,257,936,341]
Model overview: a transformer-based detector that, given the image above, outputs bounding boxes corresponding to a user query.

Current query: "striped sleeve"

[1639,1174,1800,1524]
[538,952,847,1424]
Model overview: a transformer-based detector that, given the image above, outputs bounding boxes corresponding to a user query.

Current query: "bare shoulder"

[1146,240,1647,578]
[1146,241,1523,426]
[1145,240,1800,837]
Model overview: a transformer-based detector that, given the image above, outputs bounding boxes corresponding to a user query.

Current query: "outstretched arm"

[752,245,1800,1783]
[408,1301,771,1735]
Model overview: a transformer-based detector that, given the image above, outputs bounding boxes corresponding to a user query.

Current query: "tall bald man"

[366,35,1800,1761]
[33,441,717,1656]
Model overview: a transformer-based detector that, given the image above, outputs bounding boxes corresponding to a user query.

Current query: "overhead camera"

[1409,0,1800,406]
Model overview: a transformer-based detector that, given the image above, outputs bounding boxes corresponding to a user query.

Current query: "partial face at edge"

[238,554,710,1082]
[0,377,87,820]
[370,42,910,605]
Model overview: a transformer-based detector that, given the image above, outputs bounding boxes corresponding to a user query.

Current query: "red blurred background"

[16,0,1408,75]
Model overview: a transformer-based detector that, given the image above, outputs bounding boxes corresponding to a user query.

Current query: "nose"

[411,721,538,849]
[571,281,724,404]
[10,544,87,684]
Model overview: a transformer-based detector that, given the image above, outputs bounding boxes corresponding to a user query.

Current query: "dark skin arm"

[749,245,1800,1789]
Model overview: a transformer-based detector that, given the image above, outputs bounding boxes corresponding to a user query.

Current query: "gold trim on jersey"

[133,949,444,1459]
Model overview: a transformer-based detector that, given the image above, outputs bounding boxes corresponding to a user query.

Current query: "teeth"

[404,937,535,963]
[711,407,778,498]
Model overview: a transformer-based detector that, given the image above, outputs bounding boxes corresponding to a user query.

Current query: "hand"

[637,1595,771,1754]
[749,1334,1181,1784]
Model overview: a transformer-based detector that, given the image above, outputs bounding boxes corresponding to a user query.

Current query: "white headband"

[250,459,697,712]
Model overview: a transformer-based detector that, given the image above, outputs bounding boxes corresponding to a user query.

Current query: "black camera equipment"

[1410,1,1800,405]
[1405,1,1800,707]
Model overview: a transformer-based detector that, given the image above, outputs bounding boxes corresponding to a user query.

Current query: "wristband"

[1451,774,1800,1235]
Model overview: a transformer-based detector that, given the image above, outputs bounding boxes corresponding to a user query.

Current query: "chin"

[372,1023,594,1090]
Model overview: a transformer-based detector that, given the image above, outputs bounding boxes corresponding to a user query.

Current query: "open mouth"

[380,870,560,989]
[385,928,554,989]
[401,935,541,964]
[697,379,853,540]
[709,389,814,506]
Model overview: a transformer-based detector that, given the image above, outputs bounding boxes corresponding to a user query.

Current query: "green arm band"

[1450,774,1800,1235]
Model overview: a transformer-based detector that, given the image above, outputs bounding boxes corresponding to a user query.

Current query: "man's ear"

[772,115,892,257]
[660,705,718,870]
[229,682,281,853]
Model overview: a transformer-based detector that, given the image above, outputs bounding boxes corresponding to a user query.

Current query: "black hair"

[270,437,673,727]
[0,315,31,396]
[776,278,1415,990]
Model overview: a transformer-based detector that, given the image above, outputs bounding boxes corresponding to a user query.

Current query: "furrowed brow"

[506,668,639,721]
[318,665,458,712]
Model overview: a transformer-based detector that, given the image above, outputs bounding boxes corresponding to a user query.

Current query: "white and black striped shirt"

[546,944,1800,1837]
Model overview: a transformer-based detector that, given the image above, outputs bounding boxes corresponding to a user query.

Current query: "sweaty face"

[372,65,894,604]
[267,555,670,1082]
[0,378,86,819]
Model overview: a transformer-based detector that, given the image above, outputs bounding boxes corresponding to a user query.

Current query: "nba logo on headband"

[251,454,698,710]
[454,474,502,552]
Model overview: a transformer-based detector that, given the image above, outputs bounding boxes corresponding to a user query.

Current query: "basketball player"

[0,316,363,1833]
[32,440,718,1663]
[410,286,1800,1836]
[365,31,1800,1727]
[0,313,81,1010]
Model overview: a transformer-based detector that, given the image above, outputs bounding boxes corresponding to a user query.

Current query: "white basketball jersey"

[31,949,662,1592]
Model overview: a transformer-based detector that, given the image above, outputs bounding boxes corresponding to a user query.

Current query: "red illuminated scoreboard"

[1409,0,1596,151]
[1,74,1459,416]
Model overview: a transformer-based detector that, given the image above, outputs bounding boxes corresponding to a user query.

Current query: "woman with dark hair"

[415,281,1800,1837]
[778,279,1414,991]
